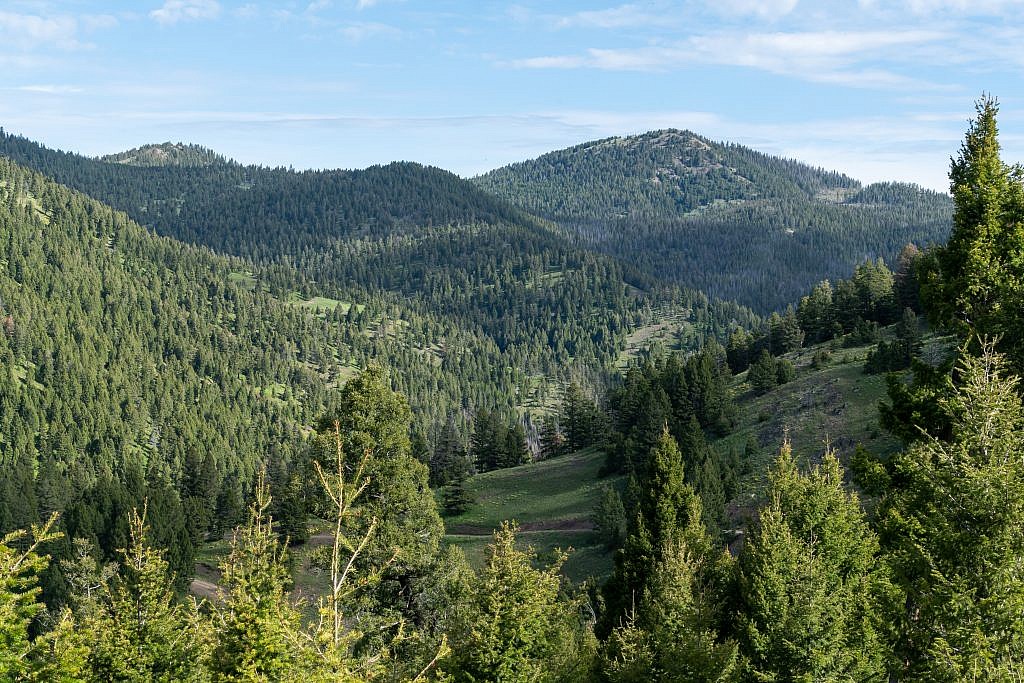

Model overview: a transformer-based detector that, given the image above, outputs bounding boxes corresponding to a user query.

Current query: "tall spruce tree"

[444,522,595,682]
[600,428,705,637]
[880,345,1024,679]
[738,442,892,682]
[212,474,302,681]
[923,96,1024,369]
[84,508,211,682]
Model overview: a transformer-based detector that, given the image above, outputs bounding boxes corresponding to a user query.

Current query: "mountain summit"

[100,142,229,167]
[474,129,952,311]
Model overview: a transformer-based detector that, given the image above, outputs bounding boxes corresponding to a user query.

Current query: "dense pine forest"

[2,97,1024,681]
[475,130,953,311]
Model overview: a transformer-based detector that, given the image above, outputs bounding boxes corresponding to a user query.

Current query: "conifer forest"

[2,40,1024,679]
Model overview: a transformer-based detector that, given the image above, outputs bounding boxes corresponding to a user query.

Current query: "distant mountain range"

[475,129,952,311]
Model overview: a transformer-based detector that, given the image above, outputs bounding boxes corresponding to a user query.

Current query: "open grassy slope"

[442,447,621,584]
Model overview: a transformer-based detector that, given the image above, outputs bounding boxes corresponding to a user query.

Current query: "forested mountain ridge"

[0,131,538,257]
[99,142,229,167]
[474,129,954,312]
[0,128,760,411]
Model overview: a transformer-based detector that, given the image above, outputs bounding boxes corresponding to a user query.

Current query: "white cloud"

[356,0,379,8]
[509,29,948,89]
[150,0,221,25]
[905,0,1024,14]
[711,0,800,19]
[15,84,83,94]
[556,4,665,29]
[339,21,400,41]
[0,11,82,50]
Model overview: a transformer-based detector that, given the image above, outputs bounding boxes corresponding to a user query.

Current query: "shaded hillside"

[475,130,953,312]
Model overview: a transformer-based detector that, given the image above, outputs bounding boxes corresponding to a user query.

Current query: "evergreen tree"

[445,522,595,682]
[0,513,60,681]
[84,508,211,682]
[923,96,1024,369]
[211,474,302,681]
[592,484,626,551]
[538,415,566,459]
[747,350,778,395]
[880,344,1024,679]
[602,537,738,683]
[601,428,704,636]
[317,366,445,625]
[738,442,891,682]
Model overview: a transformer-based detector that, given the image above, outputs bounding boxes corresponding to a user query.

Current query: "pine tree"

[738,442,891,682]
[592,484,626,551]
[211,473,302,681]
[445,522,595,682]
[924,96,1024,369]
[880,344,1024,679]
[602,537,738,683]
[601,428,704,636]
[0,513,60,680]
[84,507,211,682]
[747,350,778,395]
[538,415,566,459]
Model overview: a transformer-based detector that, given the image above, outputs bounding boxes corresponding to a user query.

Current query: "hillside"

[100,142,229,167]
[475,130,953,312]
[433,329,920,585]
[0,130,759,420]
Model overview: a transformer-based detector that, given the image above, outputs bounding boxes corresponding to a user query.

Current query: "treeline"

[725,248,925,378]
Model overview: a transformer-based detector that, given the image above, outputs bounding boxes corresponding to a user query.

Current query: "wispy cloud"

[556,4,666,29]
[905,0,1024,14]
[150,0,221,25]
[510,29,947,89]
[339,21,400,41]
[0,11,83,50]
[15,84,83,94]
[711,0,800,19]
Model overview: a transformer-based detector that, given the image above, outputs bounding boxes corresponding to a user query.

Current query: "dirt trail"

[446,518,594,537]
[189,579,221,601]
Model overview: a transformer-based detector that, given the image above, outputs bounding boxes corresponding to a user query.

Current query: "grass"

[710,332,937,523]
[287,293,365,315]
[441,447,621,583]
[227,271,257,290]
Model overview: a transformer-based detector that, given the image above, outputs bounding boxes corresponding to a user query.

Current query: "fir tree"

[738,442,891,682]
[880,344,1024,679]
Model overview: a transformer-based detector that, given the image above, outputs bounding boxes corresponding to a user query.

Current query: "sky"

[1,1,1023,190]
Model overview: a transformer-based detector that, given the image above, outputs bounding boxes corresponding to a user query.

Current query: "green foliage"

[592,484,626,551]
[602,537,738,683]
[212,474,302,681]
[475,130,951,312]
[316,367,446,633]
[880,345,1024,679]
[444,522,596,682]
[471,409,529,473]
[0,513,61,680]
[923,96,1024,370]
[601,429,707,636]
[747,351,779,395]
[83,508,211,682]
[738,443,892,682]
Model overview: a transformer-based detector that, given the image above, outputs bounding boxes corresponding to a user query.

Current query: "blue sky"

[1,0,1022,190]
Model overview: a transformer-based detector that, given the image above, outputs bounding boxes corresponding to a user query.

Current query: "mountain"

[474,129,953,312]
[0,130,758,431]
[100,142,229,167]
